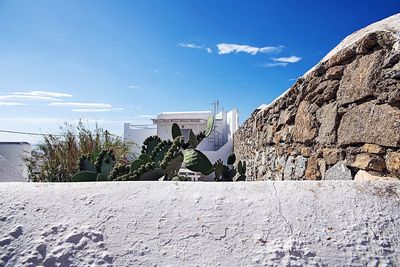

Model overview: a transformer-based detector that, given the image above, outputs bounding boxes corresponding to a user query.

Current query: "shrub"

[25,121,131,182]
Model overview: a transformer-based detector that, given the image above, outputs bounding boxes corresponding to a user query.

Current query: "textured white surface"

[0,181,399,266]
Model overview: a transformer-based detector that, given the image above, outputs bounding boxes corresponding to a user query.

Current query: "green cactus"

[171,123,182,139]
[71,171,98,182]
[214,159,237,182]
[183,149,214,175]
[97,173,108,181]
[164,154,183,179]
[142,136,162,155]
[130,158,145,172]
[189,130,198,149]
[139,153,152,163]
[205,116,214,137]
[214,159,224,180]
[236,160,247,181]
[196,131,206,145]
[78,154,96,172]
[108,164,130,181]
[94,149,115,177]
[151,140,172,166]
[227,153,236,165]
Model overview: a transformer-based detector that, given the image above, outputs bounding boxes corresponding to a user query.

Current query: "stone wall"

[234,15,400,181]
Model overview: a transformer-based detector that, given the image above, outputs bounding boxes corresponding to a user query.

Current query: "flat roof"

[0,142,31,145]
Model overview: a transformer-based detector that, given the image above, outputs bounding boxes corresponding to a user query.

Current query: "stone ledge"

[0,181,399,266]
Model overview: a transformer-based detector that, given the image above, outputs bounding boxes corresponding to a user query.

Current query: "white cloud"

[262,62,288,68]
[0,90,72,102]
[72,108,123,113]
[48,102,113,109]
[217,43,283,55]
[135,114,155,118]
[128,85,139,89]
[0,102,26,106]
[178,43,212,54]
[272,56,302,63]
[14,91,72,98]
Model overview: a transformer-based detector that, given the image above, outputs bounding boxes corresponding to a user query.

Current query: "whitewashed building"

[124,108,239,180]
[0,142,31,181]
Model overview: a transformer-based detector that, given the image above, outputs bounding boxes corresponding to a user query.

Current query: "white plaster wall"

[0,181,399,266]
[123,124,157,157]
[0,143,31,179]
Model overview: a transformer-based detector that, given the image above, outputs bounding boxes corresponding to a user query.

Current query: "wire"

[0,129,118,137]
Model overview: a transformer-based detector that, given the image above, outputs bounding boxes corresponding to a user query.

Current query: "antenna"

[211,100,220,115]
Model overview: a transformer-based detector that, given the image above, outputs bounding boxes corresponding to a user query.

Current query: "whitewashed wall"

[0,181,399,266]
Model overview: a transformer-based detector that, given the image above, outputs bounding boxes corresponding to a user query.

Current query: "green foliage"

[171,123,182,139]
[205,116,214,137]
[142,136,161,155]
[227,153,236,165]
[214,159,237,182]
[236,160,247,181]
[97,173,108,181]
[189,130,198,149]
[214,159,224,180]
[25,121,130,182]
[139,153,152,163]
[130,159,145,172]
[151,140,172,166]
[79,154,96,172]
[71,171,98,182]
[183,149,214,175]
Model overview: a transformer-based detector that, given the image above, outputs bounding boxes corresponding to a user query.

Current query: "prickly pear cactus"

[236,160,247,181]
[78,154,96,172]
[183,149,214,175]
[227,153,236,165]
[142,136,162,155]
[214,159,224,180]
[151,140,172,166]
[71,171,98,182]
[189,130,198,149]
[205,116,214,137]
[108,164,130,181]
[171,123,182,139]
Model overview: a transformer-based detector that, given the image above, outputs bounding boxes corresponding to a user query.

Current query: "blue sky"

[0,0,399,143]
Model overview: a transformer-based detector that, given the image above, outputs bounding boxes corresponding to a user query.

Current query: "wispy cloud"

[262,62,288,68]
[48,102,124,112]
[48,102,113,109]
[0,90,72,102]
[14,91,72,98]
[217,43,283,55]
[128,85,139,89]
[272,56,302,63]
[72,108,123,113]
[135,114,155,118]
[178,43,212,54]
[0,102,26,106]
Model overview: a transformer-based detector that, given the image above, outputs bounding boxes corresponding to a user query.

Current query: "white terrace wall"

[0,181,399,266]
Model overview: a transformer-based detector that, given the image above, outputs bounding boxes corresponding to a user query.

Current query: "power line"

[0,129,118,137]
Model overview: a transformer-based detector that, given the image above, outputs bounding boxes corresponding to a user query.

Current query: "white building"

[0,142,31,181]
[124,108,239,180]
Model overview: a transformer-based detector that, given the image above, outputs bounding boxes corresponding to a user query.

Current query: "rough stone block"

[338,102,400,147]
[386,152,400,177]
[317,103,338,145]
[324,161,353,180]
[347,153,386,171]
[293,101,318,144]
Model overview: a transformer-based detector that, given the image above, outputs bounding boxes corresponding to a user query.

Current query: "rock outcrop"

[234,14,400,180]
